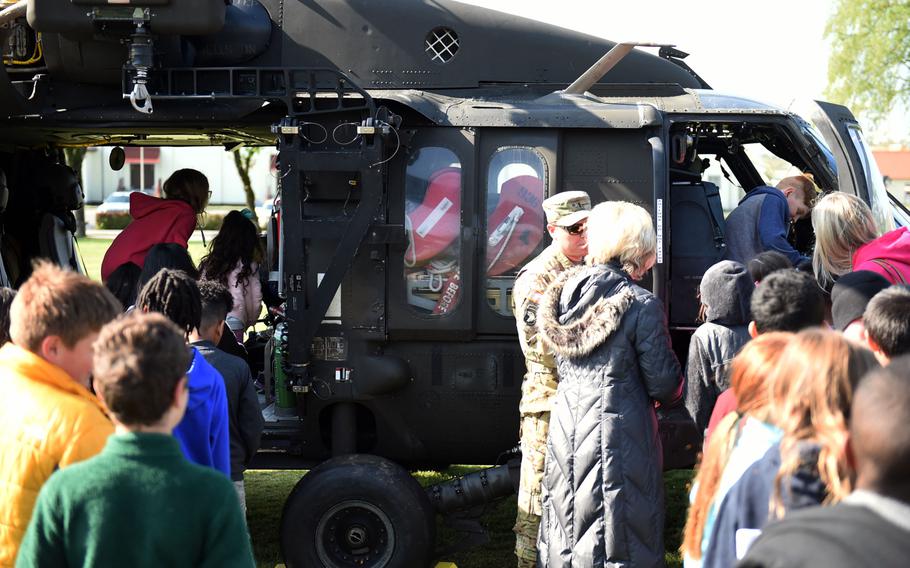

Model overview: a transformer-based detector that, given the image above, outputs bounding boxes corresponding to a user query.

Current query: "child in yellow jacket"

[0,263,121,567]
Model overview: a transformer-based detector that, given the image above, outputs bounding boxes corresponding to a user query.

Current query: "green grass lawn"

[75,236,209,282]
[76,233,694,568]
[245,467,694,568]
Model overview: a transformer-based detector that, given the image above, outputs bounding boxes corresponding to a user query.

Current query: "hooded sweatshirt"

[725,186,807,266]
[100,193,197,281]
[685,260,754,432]
[172,348,230,477]
[852,226,910,284]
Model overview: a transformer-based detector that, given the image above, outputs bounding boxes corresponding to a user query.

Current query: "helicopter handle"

[129,81,153,115]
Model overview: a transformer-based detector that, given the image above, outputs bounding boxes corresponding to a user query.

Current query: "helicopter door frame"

[387,126,477,340]
[810,101,894,231]
[475,128,558,335]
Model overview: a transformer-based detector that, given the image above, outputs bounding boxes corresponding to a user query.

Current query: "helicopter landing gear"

[280,454,436,568]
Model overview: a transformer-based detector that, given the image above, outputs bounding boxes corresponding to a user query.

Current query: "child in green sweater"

[16,313,255,568]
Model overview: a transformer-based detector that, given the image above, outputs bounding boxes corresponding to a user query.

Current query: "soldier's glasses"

[563,222,586,236]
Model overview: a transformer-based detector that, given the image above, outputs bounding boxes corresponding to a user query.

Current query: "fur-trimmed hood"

[538,263,636,359]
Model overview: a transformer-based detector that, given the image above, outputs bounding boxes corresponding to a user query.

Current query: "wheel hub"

[346,525,367,547]
[316,500,395,567]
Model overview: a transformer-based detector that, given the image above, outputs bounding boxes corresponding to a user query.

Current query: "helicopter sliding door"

[387,127,476,339]
[476,129,558,334]
[561,128,660,295]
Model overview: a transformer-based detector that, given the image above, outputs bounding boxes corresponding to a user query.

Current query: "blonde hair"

[585,201,656,278]
[812,192,878,288]
[682,332,793,560]
[769,329,879,516]
[777,174,819,209]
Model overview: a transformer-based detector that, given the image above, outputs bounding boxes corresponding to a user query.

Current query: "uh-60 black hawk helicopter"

[0,0,902,565]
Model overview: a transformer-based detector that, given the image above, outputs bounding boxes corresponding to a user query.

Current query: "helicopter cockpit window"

[485,147,547,316]
[404,147,463,316]
[847,125,894,233]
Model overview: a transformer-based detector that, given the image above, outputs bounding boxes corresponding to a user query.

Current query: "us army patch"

[523,303,537,326]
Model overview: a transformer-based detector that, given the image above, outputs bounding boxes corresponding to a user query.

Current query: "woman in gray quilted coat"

[536,201,684,568]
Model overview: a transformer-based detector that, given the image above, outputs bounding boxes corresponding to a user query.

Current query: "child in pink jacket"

[199,210,263,341]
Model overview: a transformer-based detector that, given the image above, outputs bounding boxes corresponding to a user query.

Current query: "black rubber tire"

[280,454,436,568]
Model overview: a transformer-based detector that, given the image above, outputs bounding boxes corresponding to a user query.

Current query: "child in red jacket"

[101,169,209,281]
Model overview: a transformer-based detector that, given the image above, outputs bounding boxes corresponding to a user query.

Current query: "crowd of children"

[681,198,910,567]
[0,169,266,567]
[0,259,261,567]
[4,165,910,567]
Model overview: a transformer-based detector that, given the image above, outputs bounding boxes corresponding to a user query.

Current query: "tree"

[232,147,261,226]
[825,0,910,124]
[63,147,88,237]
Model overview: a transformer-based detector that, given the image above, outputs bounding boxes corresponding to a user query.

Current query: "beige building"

[81,146,279,206]
[874,146,910,206]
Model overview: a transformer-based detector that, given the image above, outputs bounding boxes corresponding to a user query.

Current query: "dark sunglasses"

[563,222,586,236]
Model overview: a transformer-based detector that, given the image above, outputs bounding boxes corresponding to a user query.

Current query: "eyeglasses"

[563,222,586,236]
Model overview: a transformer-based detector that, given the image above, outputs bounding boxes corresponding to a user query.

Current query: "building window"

[129,163,155,191]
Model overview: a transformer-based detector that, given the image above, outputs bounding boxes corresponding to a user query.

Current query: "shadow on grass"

[245,467,693,568]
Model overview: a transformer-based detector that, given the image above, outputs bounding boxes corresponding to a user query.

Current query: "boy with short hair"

[0,263,120,567]
[726,175,817,266]
[748,269,826,337]
[135,268,231,477]
[862,286,910,364]
[16,313,255,568]
[708,269,827,432]
[189,280,264,513]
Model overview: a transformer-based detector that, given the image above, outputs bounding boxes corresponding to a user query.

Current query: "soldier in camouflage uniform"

[512,191,591,568]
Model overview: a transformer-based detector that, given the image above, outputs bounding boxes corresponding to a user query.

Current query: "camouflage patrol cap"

[543,191,592,226]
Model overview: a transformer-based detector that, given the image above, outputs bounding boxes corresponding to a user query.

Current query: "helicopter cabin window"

[404,146,463,316]
[484,147,547,316]
[847,125,894,233]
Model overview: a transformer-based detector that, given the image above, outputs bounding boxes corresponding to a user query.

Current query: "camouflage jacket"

[512,245,576,415]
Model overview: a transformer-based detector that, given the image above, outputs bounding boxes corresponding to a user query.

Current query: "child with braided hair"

[135,268,230,477]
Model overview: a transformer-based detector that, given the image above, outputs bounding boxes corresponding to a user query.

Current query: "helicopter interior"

[666,118,826,327]
[0,151,88,288]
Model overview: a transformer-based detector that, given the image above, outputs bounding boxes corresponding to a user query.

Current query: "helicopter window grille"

[425,28,459,64]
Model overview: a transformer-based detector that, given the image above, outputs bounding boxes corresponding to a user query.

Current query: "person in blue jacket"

[725,175,817,266]
[135,268,231,477]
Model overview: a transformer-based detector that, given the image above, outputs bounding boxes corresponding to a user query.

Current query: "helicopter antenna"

[563,41,674,95]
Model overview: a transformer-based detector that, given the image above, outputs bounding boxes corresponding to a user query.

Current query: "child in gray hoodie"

[685,260,754,433]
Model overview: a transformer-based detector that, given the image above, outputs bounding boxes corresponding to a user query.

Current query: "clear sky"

[455,1,906,143]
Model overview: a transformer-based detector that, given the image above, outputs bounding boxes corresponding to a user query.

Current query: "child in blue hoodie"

[725,176,816,266]
[135,268,231,477]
